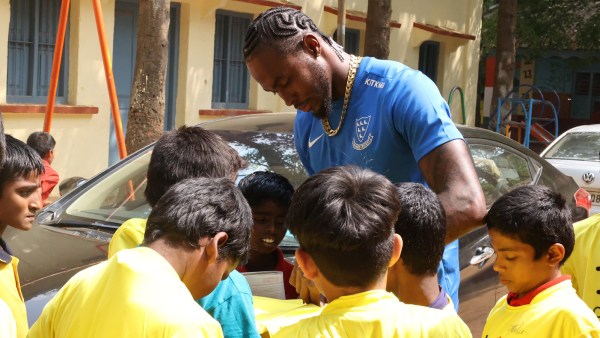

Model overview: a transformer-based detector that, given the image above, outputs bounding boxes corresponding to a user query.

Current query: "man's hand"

[290,261,323,305]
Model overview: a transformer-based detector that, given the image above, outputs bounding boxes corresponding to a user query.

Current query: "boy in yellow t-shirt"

[0,135,43,338]
[483,185,600,338]
[274,166,472,338]
[106,126,260,338]
[561,213,600,317]
[108,125,246,256]
[29,177,253,337]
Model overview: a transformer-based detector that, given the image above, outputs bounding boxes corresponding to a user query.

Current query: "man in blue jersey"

[243,7,486,309]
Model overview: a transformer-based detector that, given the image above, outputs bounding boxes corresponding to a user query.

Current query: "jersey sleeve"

[27,274,79,338]
[27,300,54,337]
[390,70,463,163]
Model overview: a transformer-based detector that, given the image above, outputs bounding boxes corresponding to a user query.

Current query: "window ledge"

[0,104,98,115]
[199,109,272,117]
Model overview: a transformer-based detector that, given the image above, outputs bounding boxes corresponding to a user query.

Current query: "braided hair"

[243,7,345,61]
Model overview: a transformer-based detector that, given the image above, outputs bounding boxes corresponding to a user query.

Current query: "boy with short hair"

[236,171,299,299]
[0,135,43,338]
[108,125,246,255]
[274,166,471,337]
[386,182,454,311]
[108,125,260,338]
[483,185,600,337]
[26,131,58,205]
[29,177,253,337]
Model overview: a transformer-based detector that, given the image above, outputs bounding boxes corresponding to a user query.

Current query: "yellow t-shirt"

[273,290,472,338]
[28,247,223,338]
[253,296,322,336]
[107,218,147,258]
[482,279,600,338]
[0,298,17,338]
[0,255,27,338]
[561,213,600,316]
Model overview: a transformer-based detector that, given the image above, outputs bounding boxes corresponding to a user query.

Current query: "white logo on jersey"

[308,133,324,148]
[364,78,385,89]
[352,116,373,150]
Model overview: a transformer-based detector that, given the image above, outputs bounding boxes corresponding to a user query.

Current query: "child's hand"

[290,261,324,306]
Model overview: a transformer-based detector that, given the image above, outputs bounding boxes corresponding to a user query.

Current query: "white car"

[541,124,600,215]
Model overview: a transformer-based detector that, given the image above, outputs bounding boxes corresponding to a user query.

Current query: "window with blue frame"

[418,40,440,84]
[212,10,251,109]
[7,0,68,103]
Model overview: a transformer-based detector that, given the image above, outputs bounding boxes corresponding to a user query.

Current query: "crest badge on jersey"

[352,115,373,150]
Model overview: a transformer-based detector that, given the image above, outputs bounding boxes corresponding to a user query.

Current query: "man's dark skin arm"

[419,139,487,243]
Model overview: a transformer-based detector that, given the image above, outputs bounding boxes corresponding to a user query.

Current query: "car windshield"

[65,130,307,225]
[543,132,600,161]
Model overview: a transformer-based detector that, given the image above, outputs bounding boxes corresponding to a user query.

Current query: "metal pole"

[44,0,71,133]
[92,0,128,159]
[336,0,346,47]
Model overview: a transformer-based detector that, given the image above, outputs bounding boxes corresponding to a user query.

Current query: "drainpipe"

[44,0,70,133]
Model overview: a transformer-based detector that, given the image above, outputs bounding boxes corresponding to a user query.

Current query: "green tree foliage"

[482,0,600,56]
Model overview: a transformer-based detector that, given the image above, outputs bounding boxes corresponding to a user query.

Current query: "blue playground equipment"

[494,84,560,149]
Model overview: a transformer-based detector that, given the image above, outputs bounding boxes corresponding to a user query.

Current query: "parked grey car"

[12,112,589,336]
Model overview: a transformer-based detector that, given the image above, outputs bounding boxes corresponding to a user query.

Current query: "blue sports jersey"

[294,57,463,309]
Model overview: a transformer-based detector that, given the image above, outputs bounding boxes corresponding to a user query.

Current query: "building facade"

[0,0,482,196]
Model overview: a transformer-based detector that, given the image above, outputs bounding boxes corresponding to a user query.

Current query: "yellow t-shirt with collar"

[482,279,600,338]
[107,218,147,258]
[561,213,600,317]
[273,290,472,338]
[0,240,27,338]
[28,247,223,338]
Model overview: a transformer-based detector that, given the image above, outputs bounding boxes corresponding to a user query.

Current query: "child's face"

[489,228,555,297]
[250,200,288,255]
[0,173,42,230]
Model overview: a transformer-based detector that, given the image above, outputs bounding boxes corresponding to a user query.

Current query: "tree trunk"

[489,0,517,129]
[364,0,391,59]
[125,0,170,153]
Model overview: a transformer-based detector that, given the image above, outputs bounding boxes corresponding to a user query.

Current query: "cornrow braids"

[244,7,345,62]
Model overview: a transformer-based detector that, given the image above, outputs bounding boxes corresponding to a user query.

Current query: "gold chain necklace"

[322,54,362,137]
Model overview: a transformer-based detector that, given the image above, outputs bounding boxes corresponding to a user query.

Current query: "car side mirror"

[470,246,495,269]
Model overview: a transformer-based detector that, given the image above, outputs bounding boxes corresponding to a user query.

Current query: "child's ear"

[295,248,319,280]
[203,232,229,263]
[546,243,565,266]
[388,234,403,268]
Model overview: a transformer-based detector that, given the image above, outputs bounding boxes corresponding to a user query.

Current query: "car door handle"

[470,246,495,268]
